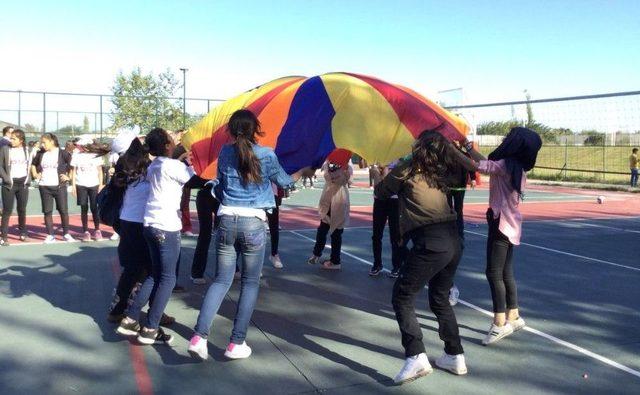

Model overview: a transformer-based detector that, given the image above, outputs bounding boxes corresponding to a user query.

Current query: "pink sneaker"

[188,335,208,361]
[94,230,103,241]
[224,341,252,359]
[82,231,92,242]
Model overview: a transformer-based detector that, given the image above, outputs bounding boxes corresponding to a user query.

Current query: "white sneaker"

[435,353,467,375]
[43,235,56,244]
[188,335,208,361]
[307,255,320,265]
[482,323,514,346]
[224,341,252,359]
[393,353,432,384]
[110,233,120,241]
[270,254,283,269]
[449,285,460,306]
[191,277,207,285]
[63,233,75,242]
[508,317,526,332]
[183,231,196,237]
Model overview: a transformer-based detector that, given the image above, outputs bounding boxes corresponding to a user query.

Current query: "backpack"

[96,181,125,231]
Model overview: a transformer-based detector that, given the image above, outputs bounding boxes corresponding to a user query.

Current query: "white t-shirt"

[143,157,195,231]
[71,152,103,187]
[120,179,150,223]
[9,147,28,180]
[40,148,60,187]
[217,204,267,221]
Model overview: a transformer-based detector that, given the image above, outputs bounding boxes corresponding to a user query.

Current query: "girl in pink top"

[453,127,541,346]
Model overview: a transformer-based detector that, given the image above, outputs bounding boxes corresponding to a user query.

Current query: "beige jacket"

[318,163,350,232]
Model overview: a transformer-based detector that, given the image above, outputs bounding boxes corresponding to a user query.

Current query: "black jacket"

[0,145,31,188]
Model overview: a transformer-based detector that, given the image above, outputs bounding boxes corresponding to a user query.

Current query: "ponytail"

[228,109,264,185]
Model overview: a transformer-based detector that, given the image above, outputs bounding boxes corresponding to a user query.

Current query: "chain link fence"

[446,91,640,184]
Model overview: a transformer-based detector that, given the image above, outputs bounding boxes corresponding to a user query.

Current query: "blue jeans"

[195,215,266,344]
[126,226,181,329]
[631,168,638,187]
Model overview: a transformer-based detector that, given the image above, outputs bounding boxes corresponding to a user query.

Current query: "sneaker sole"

[224,350,252,359]
[116,326,139,337]
[188,349,208,361]
[435,363,468,375]
[394,367,433,385]
[137,334,174,346]
[482,330,514,346]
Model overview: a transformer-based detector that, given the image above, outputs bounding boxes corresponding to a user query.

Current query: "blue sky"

[1,0,639,104]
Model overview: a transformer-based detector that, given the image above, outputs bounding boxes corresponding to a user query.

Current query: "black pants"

[266,195,282,256]
[111,220,152,316]
[486,209,517,313]
[1,177,29,238]
[313,221,343,265]
[392,221,463,357]
[39,185,69,235]
[76,185,99,232]
[372,198,404,270]
[447,190,466,242]
[190,188,220,279]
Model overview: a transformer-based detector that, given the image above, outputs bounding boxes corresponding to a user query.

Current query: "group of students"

[1,112,544,383]
[0,126,110,246]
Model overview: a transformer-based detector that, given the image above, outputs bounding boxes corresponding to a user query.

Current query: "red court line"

[110,258,153,395]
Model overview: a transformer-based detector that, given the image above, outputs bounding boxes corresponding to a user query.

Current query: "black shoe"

[172,285,186,293]
[108,312,125,323]
[388,269,400,278]
[369,266,382,276]
[116,318,140,336]
[137,327,174,345]
[159,313,176,326]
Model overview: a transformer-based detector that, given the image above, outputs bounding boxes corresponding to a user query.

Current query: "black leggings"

[486,208,518,313]
[39,185,69,235]
[111,220,152,316]
[1,177,29,238]
[313,221,343,265]
[76,185,99,232]
[266,195,282,256]
[447,190,466,242]
[372,198,404,270]
[191,188,220,279]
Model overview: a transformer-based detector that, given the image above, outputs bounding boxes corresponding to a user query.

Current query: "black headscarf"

[488,127,542,197]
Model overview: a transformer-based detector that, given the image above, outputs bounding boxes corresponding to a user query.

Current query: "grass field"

[480,145,635,184]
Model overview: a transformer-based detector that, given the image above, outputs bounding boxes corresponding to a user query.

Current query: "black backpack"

[96,181,125,232]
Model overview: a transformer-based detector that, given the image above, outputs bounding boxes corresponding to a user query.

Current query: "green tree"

[82,116,90,133]
[110,68,184,132]
[477,120,522,136]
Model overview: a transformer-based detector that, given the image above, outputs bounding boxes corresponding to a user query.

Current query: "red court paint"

[110,258,154,395]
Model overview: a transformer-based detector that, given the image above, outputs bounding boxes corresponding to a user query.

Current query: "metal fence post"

[42,93,47,132]
[99,95,103,140]
[56,112,59,132]
[17,90,22,126]
[207,99,210,113]
[563,141,568,179]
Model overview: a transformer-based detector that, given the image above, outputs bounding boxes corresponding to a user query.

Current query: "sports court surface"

[1,175,639,394]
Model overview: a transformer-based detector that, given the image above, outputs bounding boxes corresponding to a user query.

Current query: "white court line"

[565,222,640,234]
[464,230,640,273]
[287,229,640,380]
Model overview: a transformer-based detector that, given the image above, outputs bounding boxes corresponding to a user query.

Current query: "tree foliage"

[110,68,186,132]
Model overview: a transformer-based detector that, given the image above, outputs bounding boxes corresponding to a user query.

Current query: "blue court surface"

[1,185,639,394]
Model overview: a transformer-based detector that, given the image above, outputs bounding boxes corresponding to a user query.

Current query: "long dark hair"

[113,138,150,188]
[41,133,59,148]
[11,129,26,147]
[145,127,171,157]
[228,109,264,184]
[407,130,456,192]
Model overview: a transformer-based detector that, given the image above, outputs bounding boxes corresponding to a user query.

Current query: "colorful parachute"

[182,72,469,179]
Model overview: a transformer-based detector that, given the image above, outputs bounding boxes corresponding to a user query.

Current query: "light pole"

[179,68,188,130]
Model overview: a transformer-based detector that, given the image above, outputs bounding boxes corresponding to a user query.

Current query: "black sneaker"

[116,318,140,336]
[172,285,186,293]
[137,327,174,345]
[108,312,125,323]
[369,266,382,276]
[388,268,400,278]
